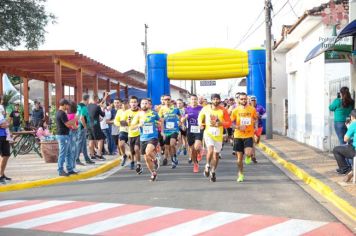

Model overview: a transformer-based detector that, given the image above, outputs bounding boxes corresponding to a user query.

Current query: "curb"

[0,158,121,192]
[257,142,356,222]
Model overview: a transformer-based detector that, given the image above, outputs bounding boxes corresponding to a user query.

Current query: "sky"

[39,0,328,97]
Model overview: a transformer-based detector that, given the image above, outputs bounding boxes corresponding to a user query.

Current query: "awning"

[304,20,355,62]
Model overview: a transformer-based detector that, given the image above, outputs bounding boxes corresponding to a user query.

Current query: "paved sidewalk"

[2,153,119,184]
[260,134,355,201]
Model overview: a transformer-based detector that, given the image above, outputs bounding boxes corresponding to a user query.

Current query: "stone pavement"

[2,153,118,184]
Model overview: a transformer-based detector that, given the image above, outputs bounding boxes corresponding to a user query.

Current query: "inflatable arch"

[147,48,266,109]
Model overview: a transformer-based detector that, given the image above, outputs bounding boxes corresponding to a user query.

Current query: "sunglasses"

[164,98,171,101]
[240,98,247,101]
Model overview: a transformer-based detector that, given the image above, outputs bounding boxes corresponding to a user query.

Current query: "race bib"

[240,117,251,126]
[166,122,175,129]
[190,125,200,133]
[143,125,153,135]
[209,127,220,136]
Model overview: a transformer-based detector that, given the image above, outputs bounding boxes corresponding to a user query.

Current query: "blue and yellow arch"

[147,48,266,107]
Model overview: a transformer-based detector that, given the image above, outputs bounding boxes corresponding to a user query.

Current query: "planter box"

[40,140,58,163]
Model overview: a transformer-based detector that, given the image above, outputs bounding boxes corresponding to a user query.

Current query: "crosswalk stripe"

[4,202,120,229]
[146,212,249,236]
[246,219,328,236]
[66,207,183,235]
[198,215,288,236]
[34,204,150,232]
[301,222,355,236]
[100,209,215,236]
[0,200,72,219]
[0,201,94,227]
[0,200,25,207]
[0,200,43,212]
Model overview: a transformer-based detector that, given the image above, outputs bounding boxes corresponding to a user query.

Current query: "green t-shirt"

[77,103,90,129]
[329,98,353,122]
[345,121,356,148]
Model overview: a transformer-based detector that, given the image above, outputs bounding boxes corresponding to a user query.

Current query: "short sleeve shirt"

[132,110,160,141]
[159,106,181,136]
[231,105,258,138]
[346,121,356,148]
[56,110,69,135]
[121,109,140,137]
[185,105,203,133]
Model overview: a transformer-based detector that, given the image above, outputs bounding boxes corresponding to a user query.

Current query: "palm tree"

[2,90,18,108]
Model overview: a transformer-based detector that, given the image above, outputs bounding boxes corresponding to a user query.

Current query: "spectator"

[67,101,79,173]
[100,102,114,155]
[9,104,21,132]
[329,87,354,144]
[31,101,44,128]
[0,115,11,184]
[109,98,122,155]
[0,96,12,141]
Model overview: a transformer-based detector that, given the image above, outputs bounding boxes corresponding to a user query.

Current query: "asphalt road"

[0,145,345,235]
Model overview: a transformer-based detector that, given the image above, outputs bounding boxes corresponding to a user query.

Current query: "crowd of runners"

[54,92,266,183]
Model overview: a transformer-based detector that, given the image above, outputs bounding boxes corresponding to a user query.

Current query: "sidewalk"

[2,153,118,184]
[259,134,355,230]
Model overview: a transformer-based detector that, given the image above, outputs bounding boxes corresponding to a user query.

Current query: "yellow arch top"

[167,48,248,80]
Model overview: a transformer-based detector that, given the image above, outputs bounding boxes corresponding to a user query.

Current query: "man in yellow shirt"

[114,100,129,166]
[120,96,141,173]
[231,92,258,182]
[198,94,231,182]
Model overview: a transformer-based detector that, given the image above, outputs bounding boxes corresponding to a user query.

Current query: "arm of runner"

[198,109,205,129]
[114,111,121,127]
[220,107,232,128]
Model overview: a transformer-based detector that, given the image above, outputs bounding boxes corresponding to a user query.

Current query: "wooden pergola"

[0,50,146,122]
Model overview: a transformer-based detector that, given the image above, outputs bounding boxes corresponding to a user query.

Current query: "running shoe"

[197,153,202,162]
[219,154,222,159]
[252,157,258,163]
[121,154,127,166]
[130,161,135,170]
[245,156,251,165]
[153,158,160,171]
[174,155,179,165]
[204,165,210,178]
[210,172,216,182]
[171,162,177,169]
[183,148,187,156]
[162,158,168,166]
[97,156,106,161]
[0,176,5,184]
[188,158,192,164]
[1,175,11,181]
[237,173,244,182]
[150,172,157,181]
[177,147,182,155]
[232,151,236,156]
[193,163,199,173]
[136,164,143,175]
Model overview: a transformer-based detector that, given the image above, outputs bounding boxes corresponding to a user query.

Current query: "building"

[273,0,351,151]
[123,70,190,101]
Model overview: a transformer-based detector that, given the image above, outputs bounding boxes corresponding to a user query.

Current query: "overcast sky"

[40,0,327,96]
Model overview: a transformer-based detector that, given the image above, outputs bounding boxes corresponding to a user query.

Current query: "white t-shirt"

[0,105,5,121]
[100,110,111,129]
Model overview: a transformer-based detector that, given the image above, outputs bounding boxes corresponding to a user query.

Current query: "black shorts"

[129,136,140,154]
[227,128,233,136]
[158,132,165,147]
[140,139,158,155]
[164,132,179,145]
[187,130,204,146]
[119,132,128,143]
[0,137,10,157]
[88,125,105,141]
[179,128,187,136]
[233,138,254,152]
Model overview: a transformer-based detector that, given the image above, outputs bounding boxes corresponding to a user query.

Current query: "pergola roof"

[0,50,146,90]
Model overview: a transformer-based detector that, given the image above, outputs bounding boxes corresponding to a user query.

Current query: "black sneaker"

[91,156,97,160]
[121,155,127,166]
[204,165,210,178]
[130,161,135,170]
[150,172,157,182]
[59,171,69,177]
[86,160,95,164]
[67,171,79,175]
[162,158,168,166]
[232,151,236,156]
[210,172,216,182]
[136,164,143,175]
[97,156,106,161]
[252,157,258,163]
[1,175,11,181]
[188,158,192,164]
[0,176,6,184]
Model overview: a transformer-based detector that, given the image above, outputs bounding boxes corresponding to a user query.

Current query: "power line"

[287,0,298,18]
[272,0,289,18]
[234,8,264,48]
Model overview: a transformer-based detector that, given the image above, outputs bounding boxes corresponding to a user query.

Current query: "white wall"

[272,52,287,135]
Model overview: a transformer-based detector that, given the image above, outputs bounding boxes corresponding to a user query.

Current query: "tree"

[0,0,56,49]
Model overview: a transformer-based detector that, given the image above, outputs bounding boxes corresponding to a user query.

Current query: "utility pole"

[265,0,273,139]
[141,24,149,82]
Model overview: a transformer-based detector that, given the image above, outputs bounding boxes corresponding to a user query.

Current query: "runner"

[182,94,203,173]
[121,96,142,173]
[155,95,165,157]
[250,95,266,163]
[230,92,258,182]
[114,100,129,166]
[131,98,161,181]
[198,94,231,182]
[176,99,188,156]
[159,94,181,168]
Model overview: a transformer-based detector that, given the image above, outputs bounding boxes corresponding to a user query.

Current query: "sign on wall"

[200,80,216,86]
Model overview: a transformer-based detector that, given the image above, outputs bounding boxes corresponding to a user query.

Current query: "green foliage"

[2,90,17,108]
[0,0,56,49]
[49,105,57,135]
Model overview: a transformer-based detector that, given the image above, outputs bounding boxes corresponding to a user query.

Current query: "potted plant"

[40,106,58,163]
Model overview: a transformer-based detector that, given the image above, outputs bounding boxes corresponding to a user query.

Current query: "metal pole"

[265,0,273,139]
[144,24,148,82]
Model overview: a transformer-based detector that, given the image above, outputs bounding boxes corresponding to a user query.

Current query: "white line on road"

[0,200,25,207]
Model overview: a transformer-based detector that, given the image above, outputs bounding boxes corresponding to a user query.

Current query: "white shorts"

[204,135,222,153]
